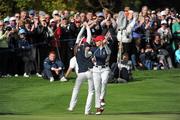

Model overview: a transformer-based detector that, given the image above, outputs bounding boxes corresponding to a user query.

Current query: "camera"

[5,26,12,31]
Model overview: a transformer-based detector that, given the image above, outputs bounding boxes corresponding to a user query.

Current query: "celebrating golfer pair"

[68,22,111,115]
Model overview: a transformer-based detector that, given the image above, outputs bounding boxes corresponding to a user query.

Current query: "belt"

[95,65,108,68]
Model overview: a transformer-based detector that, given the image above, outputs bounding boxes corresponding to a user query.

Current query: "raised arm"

[75,25,85,44]
[86,24,92,44]
[103,38,111,55]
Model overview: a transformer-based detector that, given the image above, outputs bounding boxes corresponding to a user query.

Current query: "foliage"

[14,0,35,11]
[0,0,14,18]
[0,0,179,19]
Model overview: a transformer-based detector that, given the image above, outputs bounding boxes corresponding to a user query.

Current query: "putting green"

[0,69,180,120]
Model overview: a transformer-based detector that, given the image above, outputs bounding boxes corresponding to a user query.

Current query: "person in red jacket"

[49,19,62,60]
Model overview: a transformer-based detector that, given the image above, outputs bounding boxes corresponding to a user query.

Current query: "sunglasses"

[93,16,97,19]
[75,21,81,24]
[20,33,26,35]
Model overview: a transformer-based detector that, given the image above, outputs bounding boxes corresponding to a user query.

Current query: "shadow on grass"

[108,76,153,84]
[0,113,30,115]
[104,112,180,115]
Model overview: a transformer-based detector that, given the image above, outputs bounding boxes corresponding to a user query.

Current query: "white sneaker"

[161,66,165,70]
[95,108,104,115]
[36,73,42,77]
[117,78,127,83]
[85,112,94,115]
[100,99,106,106]
[60,77,67,82]
[95,111,102,115]
[67,107,73,112]
[50,77,54,82]
[14,74,18,77]
[6,74,12,77]
[101,102,106,106]
[23,73,29,78]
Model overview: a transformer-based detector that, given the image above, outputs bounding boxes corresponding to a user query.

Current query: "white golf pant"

[69,70,94,114]
[93,66,110,108]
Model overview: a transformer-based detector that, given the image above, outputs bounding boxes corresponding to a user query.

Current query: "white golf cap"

[52,10,59,17]
[161,11,166,16]
[151,10,156,14]
[161,20,167,25]
[50,19,55,23]
[3,16,10,22]
[39,11,46,16]
[9,17,16,21]
[96,12,104,17]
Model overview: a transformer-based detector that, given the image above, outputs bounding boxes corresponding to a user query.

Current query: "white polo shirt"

[69,56,78,74]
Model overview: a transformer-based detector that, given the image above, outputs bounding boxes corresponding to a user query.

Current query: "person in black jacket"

[32,16,52,72]
[18,29,34,77]
[101,19,118,65]
[152,34,173,69]
[60,17,77,69]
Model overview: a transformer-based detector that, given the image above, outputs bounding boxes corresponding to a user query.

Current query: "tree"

[0,0,179,19]
[0,0,14,19]
[14,0,35,11]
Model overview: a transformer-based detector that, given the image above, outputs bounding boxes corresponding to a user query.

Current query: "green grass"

[0,69,180,120]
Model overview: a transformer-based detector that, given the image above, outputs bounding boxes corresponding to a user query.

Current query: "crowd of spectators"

[0,6,180,78]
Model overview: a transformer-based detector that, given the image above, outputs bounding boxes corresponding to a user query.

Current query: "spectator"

[0,21,10,76]
[175,42,180,68]
[131,38,142,69]
[80,12,86,23]
[49,18,62,58]
[157,20,172,45]
[52,10,59,20]
[88,14,102,36]
[20,10,27,21]
[18,29,34,77]
[118,53,133,82]
[33,16,53,71]
[15,13,20,22]
[140,44,156,70]
[101,13,118,65]
[42,51,67,82]
[45,14,50,26]
[63,10,70,18]
[86,12,93,22]
[139,6,148,22]
[172,16,180,50]
[152,34,173,69]
[141,16,152,45]
[28,10,35,21]
[110,53,133,83]
[60,16,77,69]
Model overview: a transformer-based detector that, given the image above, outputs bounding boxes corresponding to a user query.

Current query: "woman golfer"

[85,35,111,115]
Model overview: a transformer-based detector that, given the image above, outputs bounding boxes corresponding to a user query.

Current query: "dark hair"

[145,44,151,49]
[178,42,180,46]
[24,19,31,24]
[154,33,161,38]
[49,51,56,55]
[123,53,129,57]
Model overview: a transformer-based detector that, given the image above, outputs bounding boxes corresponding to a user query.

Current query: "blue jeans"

[140,54,153,70]
[144,60,153,70]
[131,54,137,67]
[42,68,64,79]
